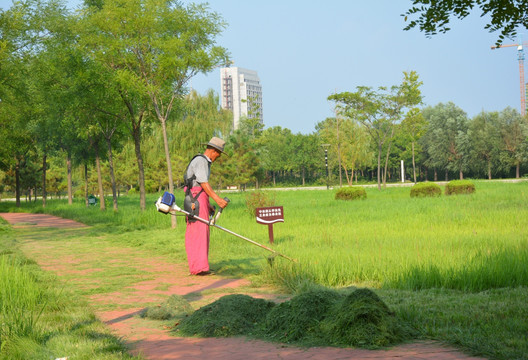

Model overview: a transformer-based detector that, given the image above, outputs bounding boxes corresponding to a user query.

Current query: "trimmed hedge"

[410,182,442,198]
[445,180,475,195]
[335,187,367,201]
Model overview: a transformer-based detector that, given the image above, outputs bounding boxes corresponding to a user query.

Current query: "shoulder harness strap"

[184,154,208,200]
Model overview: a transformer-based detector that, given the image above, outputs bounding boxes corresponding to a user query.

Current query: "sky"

[1,0,524,134]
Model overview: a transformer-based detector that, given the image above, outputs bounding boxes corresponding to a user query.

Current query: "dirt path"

[0,212,486,360]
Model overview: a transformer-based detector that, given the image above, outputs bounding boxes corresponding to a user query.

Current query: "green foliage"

[316,117,372,186]
[329,71,423,189]
[177,294,275,337]
[410,182,441,197]
[141,295,194,320]
[244,190,276,216]
[445,180,475,195]
[335,186,367,200]
[403,0,528,46]
[421,102,470,176]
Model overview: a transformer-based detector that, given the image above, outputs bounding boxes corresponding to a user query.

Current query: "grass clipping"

[176,288,412,348]
[141,295,194,320]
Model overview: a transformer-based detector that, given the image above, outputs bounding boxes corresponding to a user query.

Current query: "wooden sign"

[256,206,284,244]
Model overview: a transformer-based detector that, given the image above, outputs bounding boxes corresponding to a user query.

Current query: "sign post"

[256,206,284,244]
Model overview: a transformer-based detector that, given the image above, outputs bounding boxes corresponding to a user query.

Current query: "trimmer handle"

[212,197,230,224]
[220,197,230,211]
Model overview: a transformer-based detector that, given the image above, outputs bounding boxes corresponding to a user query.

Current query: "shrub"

[410,182,442,198]
[335,186,366,201]
[245,190,276,216]
[445,180,475,195]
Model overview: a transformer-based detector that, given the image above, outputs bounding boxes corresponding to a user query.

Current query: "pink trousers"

[184,186,211,274]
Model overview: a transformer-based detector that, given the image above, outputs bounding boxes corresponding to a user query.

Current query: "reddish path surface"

[0,212,87,228]
[0,212,487,360]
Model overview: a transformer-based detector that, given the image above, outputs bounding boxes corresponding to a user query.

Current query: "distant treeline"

[1,0,527,210]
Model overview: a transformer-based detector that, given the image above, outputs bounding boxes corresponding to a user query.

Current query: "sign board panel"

[256,206,284,244]
[256,206,284,225]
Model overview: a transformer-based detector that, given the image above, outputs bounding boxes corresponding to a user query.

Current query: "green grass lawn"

[1,180,527,359]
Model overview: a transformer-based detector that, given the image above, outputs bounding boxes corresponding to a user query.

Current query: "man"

[184,137,228,275]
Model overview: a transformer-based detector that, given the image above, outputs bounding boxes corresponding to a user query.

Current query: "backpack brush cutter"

[155,192,296,263]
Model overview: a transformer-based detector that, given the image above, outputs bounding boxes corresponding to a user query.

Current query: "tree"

[81,0,229,226]
[289,133,321,186]
[468,111,503,179]
[218,129,259,190]
[401,107,426,183]
[498,107,528,178]
[316,117,372,186]
[259,126,292,186]
[403,0,528,45]
[328,71,423,189]
[422,102,470,180]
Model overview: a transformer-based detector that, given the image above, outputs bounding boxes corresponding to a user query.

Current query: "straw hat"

[204,136,227,155]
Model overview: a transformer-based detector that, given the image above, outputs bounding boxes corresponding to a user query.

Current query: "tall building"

[220,67,263,130]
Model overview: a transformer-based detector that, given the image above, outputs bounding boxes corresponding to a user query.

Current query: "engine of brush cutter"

[156,191,176,214]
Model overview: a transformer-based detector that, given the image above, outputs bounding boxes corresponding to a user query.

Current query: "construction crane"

[491,38,528,116]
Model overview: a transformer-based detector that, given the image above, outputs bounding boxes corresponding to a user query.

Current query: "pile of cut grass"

[140,295,194,320]
[176,288,413,349]
[263,288,342,343]
[320,288,413,348]
[177,294,274,337]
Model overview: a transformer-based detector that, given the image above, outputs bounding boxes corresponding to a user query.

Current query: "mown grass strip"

[0,217,140,360]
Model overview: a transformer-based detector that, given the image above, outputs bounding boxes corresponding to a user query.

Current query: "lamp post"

[322,144,330,189]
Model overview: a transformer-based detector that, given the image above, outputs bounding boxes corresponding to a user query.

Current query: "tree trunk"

[106,137,118,212]
[94,142,106,210]
[412,141,417,183]
[336,117,342,187]
[343,164,351,185]
[302,167,305,186]
[516,161,520,178]
[377,144,382,190]
[383,141,392,188]
[15,157,20,207]
[434,168,437,181]
[132,126,146,211]
[160,118,176,227]
[445,169,449,181]
[42,153,47,208]
[84,163,89,208]
[67,152,73,205]
[488,161,492,180]
[459,168,463,180]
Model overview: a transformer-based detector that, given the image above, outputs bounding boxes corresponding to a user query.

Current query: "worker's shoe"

[195,270,214,276]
